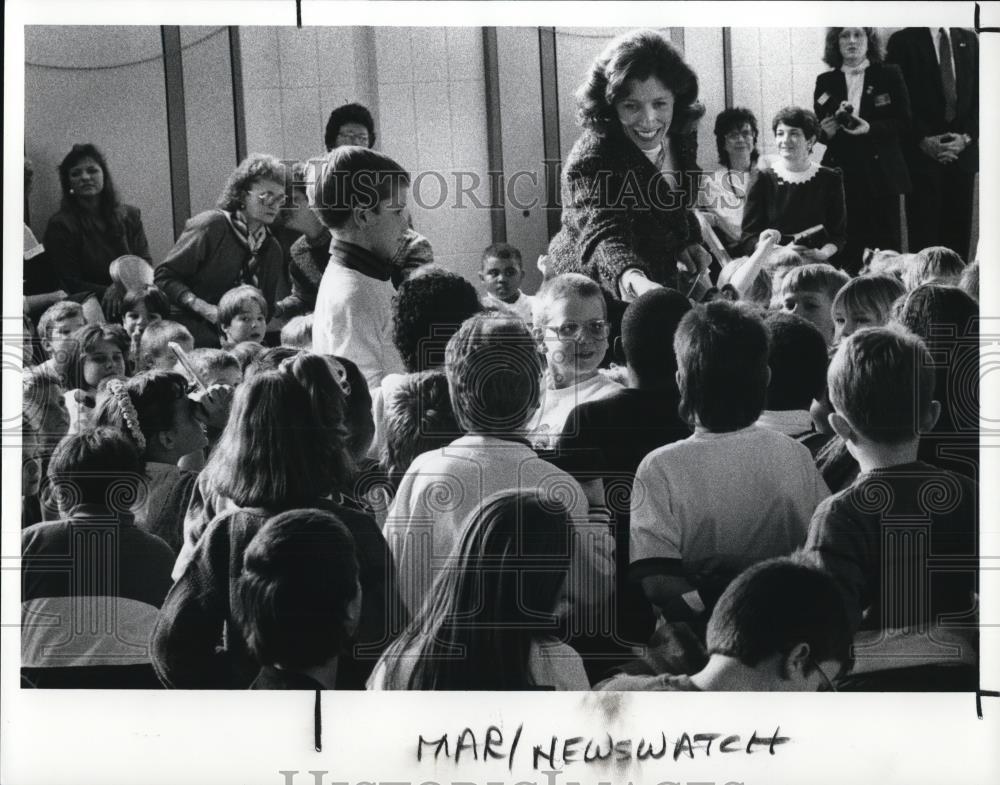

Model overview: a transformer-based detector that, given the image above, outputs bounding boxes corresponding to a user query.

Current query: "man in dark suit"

[887,27,978,261]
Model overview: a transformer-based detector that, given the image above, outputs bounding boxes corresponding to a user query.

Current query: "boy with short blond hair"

[31,301,86,383]
[778,262,850,346]
[529,272,622,450]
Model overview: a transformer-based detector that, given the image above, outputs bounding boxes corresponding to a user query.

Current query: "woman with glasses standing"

[547,29,710,315]
[155,154,287,347]
[697,108,762,257]
[813,28,912,274]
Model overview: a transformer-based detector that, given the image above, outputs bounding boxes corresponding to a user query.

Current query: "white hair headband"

[106,378,146,453]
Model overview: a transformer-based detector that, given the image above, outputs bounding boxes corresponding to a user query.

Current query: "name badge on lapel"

[817,92,831,106]
[874,93,892,107]
[865,84,875,95]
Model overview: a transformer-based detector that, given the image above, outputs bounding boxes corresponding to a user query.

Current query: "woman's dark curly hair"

[713,107,760,168]
[324,103,377,151]
[823,28,883,69]
[58,143,125,232]
[576,29,700,135]
[216,153,287,213]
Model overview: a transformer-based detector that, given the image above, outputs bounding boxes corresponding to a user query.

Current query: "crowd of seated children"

[479,242,537,323]
[21,113,981,696]
[234,509,363,690]
[153,354,402,689]
[630,300,829,629]
[528,273,623,451]
[805,326,978,690]
[383,313,614,622]
[371,490,588,690]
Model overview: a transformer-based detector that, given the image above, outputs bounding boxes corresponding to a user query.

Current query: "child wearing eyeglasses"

[529,273,623,451]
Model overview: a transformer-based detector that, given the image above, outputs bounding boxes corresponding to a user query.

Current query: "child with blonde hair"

[529,273,622,450]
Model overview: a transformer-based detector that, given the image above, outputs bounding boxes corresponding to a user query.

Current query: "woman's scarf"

[224,209,269,287]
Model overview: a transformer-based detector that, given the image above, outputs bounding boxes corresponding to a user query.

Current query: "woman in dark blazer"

[547,29,709,307]
[814,27,912,274]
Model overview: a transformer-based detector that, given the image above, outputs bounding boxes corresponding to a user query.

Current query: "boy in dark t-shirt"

[805,327,977,686]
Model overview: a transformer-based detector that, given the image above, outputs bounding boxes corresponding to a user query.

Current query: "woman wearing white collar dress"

[813,27,912,274]
[739,106,847,266]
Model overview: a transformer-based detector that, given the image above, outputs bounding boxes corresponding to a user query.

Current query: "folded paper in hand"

[781,224,829,250]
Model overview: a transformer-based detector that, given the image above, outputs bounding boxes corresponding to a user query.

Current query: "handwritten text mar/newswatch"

[416,725,789,770]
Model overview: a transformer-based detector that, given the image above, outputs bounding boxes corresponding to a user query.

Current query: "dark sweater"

[739,165,847,256]
[43,203,151,297]
[151,499,406,689]
[22,505,174,688]
[154,209,284,309]
[805,461,977,632]
[547,127,702,295]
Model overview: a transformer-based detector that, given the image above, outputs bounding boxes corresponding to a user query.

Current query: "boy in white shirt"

[528,273,622,450]
[631,301,829,624]
[383,314,614,620]
[479,242,536,323]
[311,147,409,390]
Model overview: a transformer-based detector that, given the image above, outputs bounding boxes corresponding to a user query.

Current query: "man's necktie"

[939,28,957,123]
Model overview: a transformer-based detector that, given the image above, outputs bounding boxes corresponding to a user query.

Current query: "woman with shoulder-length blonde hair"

[154,154,288,347]
[547,29,710,315]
